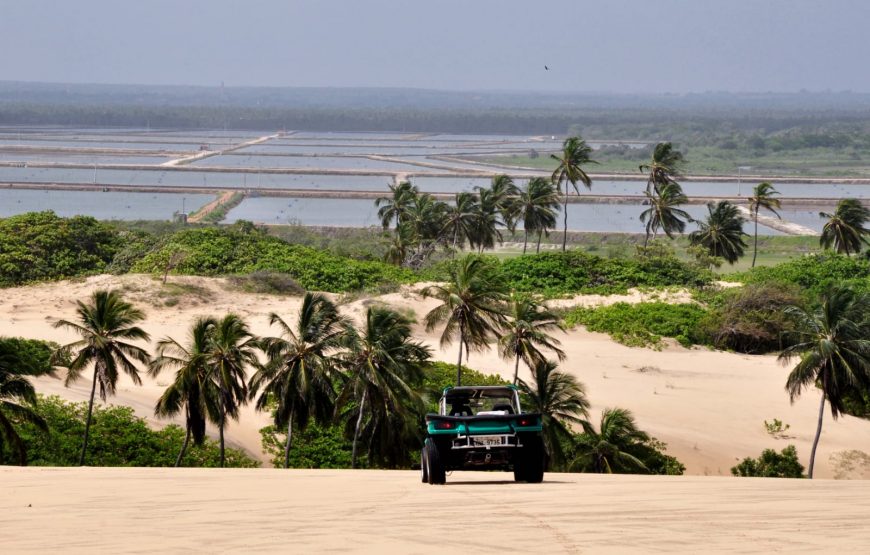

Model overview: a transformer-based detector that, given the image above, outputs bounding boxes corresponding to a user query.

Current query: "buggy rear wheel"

[424,438,446,485]
[420,448,429,483]
[515,435,544,483]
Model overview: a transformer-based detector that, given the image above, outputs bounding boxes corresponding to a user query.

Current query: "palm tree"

[384,222,413,266]
[688,201,748,265]
[405,193,449,265]
[571,408,650,473]
[517,178,560,254]
[422,255,507,386]
[53,290,151,465]
[551,137,596,251]
[150,317,222,467]
[639,142,685,194]
[336,306,430,468]
[205,314,259,467]
[470,187,504,253]
[0,341,49,465]
[250,293,347,469]
[518,359,589,469]
[485,174,520,233]
[820,198,870,256]
[639,181,691,247]
[779,286,870,478]
[748,182,782,267]
[441,192,479,253]
[375,180,418,230]
[498,295,565,385]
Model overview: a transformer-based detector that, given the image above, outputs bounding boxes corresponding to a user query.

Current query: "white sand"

[2,274,870,478]
[4,467,870,553]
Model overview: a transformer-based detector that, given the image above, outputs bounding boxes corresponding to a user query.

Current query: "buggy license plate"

[472,435,505,447]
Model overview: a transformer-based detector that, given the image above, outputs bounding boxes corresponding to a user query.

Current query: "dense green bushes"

[736,253,870,298]
[260,422,353,469]
[6,396,258,467]
[565,302,708,348]
[0,211,120,286]
[698,285,801,353]
[731,445,804,478]
[498,250,711,296]
[129,226,413,292]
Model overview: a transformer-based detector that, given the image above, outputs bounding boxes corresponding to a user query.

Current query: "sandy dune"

[2,274,870,478]
[4,467,870,553]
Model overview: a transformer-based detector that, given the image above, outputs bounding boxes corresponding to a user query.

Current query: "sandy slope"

[4,467,870,553]
[2,274,870,478]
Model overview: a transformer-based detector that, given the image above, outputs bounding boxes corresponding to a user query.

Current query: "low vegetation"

[498,249,711,296]
[565,302,707,348]
[731,445,804,478]
[5,396,257,467]
[129,225,413,293]
[0,212,120,286]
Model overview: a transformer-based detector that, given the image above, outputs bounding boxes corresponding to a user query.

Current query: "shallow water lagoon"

[0,189,212,220]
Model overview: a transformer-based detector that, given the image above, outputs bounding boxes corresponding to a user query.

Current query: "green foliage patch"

[260,422,353,469]
[498,250,711,296]
[130,226,413,292]
[7,395,258,467]
[731,445,804,478]
[564,302,708,348]
[735,253,870,298]
[0,211,120,286]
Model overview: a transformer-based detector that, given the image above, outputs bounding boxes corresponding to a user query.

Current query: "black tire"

[420,448,429,483]
[424,438,446,485]
[515,435,544,483]
[513,458,527,482]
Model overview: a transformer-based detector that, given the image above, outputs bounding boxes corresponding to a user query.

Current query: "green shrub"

[260,422,353,469]
[497,250,711,296]
[130,227,413,292]
[0,211,121,286]
[106,229,160,274]
[627,437,686,475]
[698,284,802,353]
[736,253,870,299]
[0,337,58,376]
[226,271,306,296]
[5,395,258,467]
[564,302,708,348]
[731,445,804,478]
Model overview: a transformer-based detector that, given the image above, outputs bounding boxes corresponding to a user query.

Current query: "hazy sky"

[2,0,868,93]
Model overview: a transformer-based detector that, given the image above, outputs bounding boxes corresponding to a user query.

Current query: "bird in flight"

[544,65,549,70]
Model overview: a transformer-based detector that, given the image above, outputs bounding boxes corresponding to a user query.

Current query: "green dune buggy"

[421,385,545,485]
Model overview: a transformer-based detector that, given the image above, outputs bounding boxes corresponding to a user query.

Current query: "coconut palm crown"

[551,136,596,251]
[819,198,870,256]
[53,289,151,465]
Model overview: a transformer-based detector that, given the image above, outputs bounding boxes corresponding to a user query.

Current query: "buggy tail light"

[435,421,455,430]
[517,417,536,427]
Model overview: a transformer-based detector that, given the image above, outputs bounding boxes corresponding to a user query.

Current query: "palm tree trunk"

[512,353,521,385]
[808,391,826,479]
[536,231,542,253]
[562,184,569,252]
[219,412,226,468]
[175,405,191,467]
[452,227,458,257]
[283,410,294,469]
[523,228,529,254]
[351,389,368,469]
[456,324,464,386]
[79,367,99,466]
[752,211,759,268]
